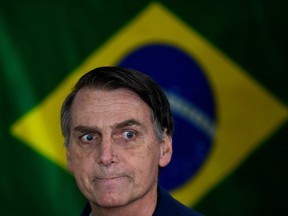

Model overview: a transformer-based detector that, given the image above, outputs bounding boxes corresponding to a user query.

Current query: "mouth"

[93,176,127,183]
[96,176,122,180]
[92,176,129,188]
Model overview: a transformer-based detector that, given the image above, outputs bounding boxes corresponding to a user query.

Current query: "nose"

[98,137,118,166]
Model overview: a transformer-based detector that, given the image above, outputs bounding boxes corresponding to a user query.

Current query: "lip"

[93,176,127,183]
[96,176,122,180]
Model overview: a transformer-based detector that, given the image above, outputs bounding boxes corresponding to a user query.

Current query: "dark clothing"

[153,186,203,216]
[81,186,203,216]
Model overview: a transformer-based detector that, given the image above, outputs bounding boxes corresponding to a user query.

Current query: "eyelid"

[122,129,137,139]
[80,133,92,141]
[79,132,99,144]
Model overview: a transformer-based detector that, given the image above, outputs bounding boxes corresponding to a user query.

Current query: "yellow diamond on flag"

[11,2,288,207]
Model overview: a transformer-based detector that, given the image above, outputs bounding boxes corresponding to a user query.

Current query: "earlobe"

[159,132,173,168]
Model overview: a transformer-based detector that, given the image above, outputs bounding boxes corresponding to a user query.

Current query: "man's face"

[66,87,172,208]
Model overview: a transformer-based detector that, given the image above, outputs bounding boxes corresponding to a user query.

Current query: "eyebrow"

[73,126,100,134]
[72,119,146,134]
[113,119,145,131]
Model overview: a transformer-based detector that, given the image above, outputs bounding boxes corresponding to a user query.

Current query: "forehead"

[71,87,152,126]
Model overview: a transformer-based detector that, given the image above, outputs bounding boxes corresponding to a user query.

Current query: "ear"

[66,148,74,173]
[159,131,173,168]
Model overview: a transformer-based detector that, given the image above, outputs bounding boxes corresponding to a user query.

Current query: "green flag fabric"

[1,1,288,215]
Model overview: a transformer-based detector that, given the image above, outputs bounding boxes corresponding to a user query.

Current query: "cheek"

[68,148,92,174]
[133,144,160,176]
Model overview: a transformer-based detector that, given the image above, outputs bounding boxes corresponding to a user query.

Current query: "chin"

[93,194,130,208]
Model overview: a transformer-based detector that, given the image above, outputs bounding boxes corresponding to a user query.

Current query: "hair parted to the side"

[60,66,174,146]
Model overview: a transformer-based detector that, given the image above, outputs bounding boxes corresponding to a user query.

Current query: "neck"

[90,185,158,216]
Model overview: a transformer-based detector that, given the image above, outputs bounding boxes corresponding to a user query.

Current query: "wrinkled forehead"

[70,87,154,125]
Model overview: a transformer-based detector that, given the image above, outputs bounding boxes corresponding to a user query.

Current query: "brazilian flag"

[1,1,287,215]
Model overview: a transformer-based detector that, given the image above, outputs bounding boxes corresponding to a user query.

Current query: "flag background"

[1,1,287,215]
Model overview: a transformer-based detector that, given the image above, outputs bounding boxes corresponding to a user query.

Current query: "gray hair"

[60,66,174,146]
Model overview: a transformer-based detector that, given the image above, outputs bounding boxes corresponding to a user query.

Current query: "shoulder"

[153,186,204,216]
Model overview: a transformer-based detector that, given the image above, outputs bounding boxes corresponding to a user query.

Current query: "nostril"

[98,141,116,166]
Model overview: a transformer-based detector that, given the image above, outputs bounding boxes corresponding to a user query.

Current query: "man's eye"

[81,134,94,142]
[123,131,136,139]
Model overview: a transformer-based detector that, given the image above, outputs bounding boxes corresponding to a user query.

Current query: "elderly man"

[60,66,203,216]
